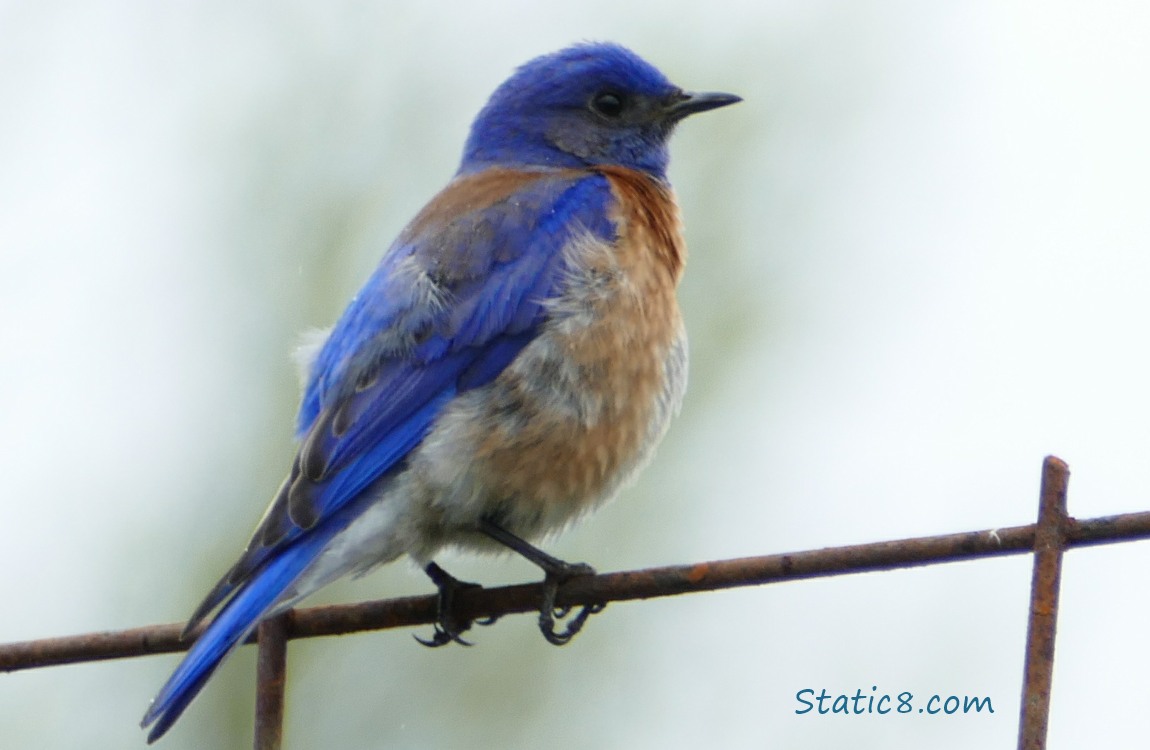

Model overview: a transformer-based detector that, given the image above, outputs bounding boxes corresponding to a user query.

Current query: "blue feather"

[142,170,617,742]
[286,171,616,533]
[141,524,338,742]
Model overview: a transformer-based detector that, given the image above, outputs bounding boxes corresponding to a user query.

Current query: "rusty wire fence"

[4,455,1150,749]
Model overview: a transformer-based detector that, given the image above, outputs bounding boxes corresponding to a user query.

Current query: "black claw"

[536,565,606,646]
[474,517,607,645]
[418,562,482,648]
[414,627,473,648]
[540,601,606,645]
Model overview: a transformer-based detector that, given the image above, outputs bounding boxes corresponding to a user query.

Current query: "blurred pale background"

[3,1,1149,748]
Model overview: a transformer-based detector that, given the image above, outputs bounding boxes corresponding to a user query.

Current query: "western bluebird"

[141,41,739,742]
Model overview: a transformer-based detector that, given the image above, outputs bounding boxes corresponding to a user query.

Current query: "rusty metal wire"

[1017,456,1070,750]
[254,614,289,750]
[4,494,1150,674]
[2,456,1149,749]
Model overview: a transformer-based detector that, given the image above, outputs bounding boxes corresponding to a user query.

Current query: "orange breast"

[455,167,689,533]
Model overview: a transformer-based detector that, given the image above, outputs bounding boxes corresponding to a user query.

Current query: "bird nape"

[141,41,740,743]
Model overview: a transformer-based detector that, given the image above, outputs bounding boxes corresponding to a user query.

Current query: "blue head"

[461,42,740,179]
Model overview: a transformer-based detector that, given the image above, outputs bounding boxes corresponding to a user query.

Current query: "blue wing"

[242,167,616,581]
[142,168,616,742]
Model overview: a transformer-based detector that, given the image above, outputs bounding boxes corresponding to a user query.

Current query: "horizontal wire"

[3,506,1150,673]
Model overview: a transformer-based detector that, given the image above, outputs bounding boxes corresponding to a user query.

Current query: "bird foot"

[415,562,486,648]
[537,562,606,646]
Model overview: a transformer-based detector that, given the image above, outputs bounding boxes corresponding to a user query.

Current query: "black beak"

[664,90,743,120]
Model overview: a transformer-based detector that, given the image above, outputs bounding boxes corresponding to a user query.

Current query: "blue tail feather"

[141,529,334,743]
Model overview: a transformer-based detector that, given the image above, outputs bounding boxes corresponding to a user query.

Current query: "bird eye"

[590,91,625,118]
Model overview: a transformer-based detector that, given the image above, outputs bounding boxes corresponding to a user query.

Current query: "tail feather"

[179,574,237,641]
[141,530,333,743]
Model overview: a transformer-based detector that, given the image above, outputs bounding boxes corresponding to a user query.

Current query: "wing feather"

[183,168,616,631]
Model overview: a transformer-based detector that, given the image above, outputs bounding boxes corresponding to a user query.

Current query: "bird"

[141,41,740,743]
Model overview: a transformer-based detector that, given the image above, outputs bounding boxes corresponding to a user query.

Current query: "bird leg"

[477,517,606,645]
[415,561,485,647]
